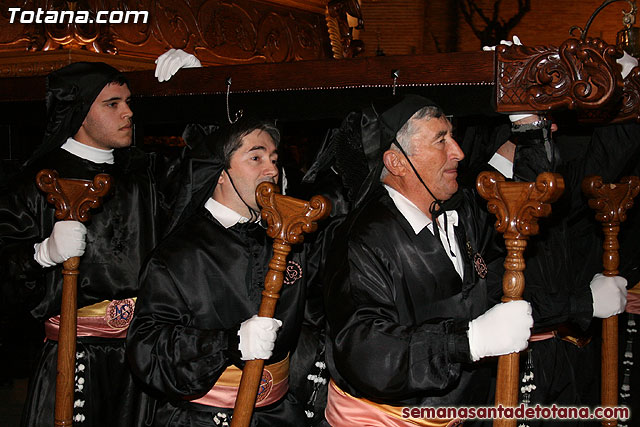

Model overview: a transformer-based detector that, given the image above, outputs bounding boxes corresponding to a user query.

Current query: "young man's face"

[408,115,464,202]
[74,82,133,150]
[220,129,279,214]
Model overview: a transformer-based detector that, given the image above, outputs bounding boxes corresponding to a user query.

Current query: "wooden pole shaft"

[495,353,520,418]
[601,223,620,427]
[231,242,291,427]
[494,237,527,427]
[54,256,80,427]
[582,175,640,427]
[230,182,330,427]
[36,169,112,427]
[477,171,564,427]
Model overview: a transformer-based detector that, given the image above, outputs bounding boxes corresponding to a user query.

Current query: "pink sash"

[44,298,135,340]
[626,290,640,315]
[191,355,289,409]
[325,380,461,427]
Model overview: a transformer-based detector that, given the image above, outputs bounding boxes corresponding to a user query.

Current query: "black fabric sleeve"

[126,257,238,401]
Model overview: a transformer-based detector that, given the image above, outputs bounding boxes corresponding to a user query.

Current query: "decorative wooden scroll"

[611,68,640,123]
[326,0,364,59]
[578,66,640,123]
[35,169,112,427]
[0,0,331,76]
[496,37,623,114]
[231,182,331,427]
[476,171,564,427]
[582,175,640,427]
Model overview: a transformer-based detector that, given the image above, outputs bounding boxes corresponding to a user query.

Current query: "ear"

[217,170,227,186]
[382,150,406,177]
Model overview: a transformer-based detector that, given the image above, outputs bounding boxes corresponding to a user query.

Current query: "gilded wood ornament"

[477,171,564,427]
[582,175,640,427]
[0,1,331,66]
[496,37,623,113]
[35,169,112,427]
[231,182,330,427]
[326,0,364,59]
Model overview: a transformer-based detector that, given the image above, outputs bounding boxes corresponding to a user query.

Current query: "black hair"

[215,116,280,168]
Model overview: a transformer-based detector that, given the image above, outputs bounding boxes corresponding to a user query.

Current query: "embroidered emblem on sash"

[256,369,273,402]
[105,298,135,329]
[473,253,488,279]
[284,260,303,285]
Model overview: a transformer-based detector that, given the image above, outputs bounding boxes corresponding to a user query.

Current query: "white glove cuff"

[467,321,481,362]
[34,240,56,268]
[509,113,534,122]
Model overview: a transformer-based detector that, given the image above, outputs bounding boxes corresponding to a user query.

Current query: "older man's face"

[408,116,464,202]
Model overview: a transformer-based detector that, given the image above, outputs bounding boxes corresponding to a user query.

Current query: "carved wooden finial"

[36,169,112,222]
[257,181,331,244]
[582,175,640,427]
[477,171,564,427]
[582,176,640,227]
[477,171,565,242]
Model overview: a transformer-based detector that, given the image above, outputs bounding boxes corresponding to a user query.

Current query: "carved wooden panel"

[496,37,623,113]
[0,48,154,78]
[0,0,332,75]
[611,68,640,123]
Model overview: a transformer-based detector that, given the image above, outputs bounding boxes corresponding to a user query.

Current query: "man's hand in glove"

[591,273,627,318]
[468,300,533,362]
[155,49,202,83]
[238,315,283,361]
[34,221,87,267]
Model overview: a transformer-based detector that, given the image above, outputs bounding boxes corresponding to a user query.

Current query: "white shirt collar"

[61,137,114,164]
[488,152,513,179]
[384,184,458,235]
[384,184,463,279]
[204,198,250,229]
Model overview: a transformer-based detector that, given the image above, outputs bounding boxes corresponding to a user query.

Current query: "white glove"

[591,273,628,318]
[468,300,533,362]
[155,49,202,82]
[482,35,522,51]
[617,51,638,79]
[34,221,87,267]
[238,315,283,361]
[509,113,535,123]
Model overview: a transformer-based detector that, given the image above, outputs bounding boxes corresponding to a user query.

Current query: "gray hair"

[380,105,443,181]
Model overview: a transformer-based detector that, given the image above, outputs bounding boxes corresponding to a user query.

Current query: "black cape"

[324,185,503,407]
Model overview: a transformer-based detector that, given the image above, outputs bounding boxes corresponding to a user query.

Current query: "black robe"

[126,207,322,426]
[324,185,503,409]
[0,147,165,427]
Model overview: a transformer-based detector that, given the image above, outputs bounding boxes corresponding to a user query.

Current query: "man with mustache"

[126,116,321,426]
[0,62,170,426]
[322,95,533,425]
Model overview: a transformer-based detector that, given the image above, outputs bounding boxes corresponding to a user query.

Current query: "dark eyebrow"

[102,97,125,103]
[247,145,267,152]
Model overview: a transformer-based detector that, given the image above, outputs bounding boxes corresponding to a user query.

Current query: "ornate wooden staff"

[582,175,640,427]
[230,182,331,427]
[477,171,564,427]
[36,169,111,427]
